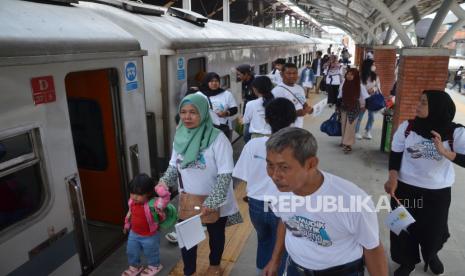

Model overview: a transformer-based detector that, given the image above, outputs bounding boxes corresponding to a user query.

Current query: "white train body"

[0,0,327,275]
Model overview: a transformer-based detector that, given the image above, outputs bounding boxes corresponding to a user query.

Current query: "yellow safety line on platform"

[169,182,252,276]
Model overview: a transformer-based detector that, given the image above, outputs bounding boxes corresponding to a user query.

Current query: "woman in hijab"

[198,72,238,140]
[385,90,465,276]
[337,68,369,153]
[157,94,242,276]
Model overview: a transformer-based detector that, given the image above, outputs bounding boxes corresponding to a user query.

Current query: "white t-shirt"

[326,67,342,85]
[196,90,237,127]
[242,98,271,135]
[315,59,321,77]
[337,81,370,107]
[169,133,239,217]
[272,83,306,128]
[391,121,465,189]
[233,137,290,200]
[268,69,283,85]
[271,171,379,270]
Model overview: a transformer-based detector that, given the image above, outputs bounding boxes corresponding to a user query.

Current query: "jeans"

[248,197,287,275]
[355,109,375,133]
[451,79,462,92]
[127,231,160,266]
[181,216,228,275]
[286,257,364,276]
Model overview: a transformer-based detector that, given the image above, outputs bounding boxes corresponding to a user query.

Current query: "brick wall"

[354,44,365,68]
[393,52,449,130]
[373,47,397,98]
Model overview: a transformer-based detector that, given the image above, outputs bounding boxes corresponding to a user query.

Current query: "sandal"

[343,145,352,154]
[140,265,163,276]
[165,232,177,243]
[122,266,142,276]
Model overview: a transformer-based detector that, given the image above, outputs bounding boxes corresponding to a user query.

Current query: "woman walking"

[157,94,242,276]
[385,90,465,276]
[337,68,369,153]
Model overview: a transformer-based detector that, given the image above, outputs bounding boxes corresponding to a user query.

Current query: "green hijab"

[174,94,220,168]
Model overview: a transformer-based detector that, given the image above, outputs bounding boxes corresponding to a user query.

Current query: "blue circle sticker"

[126,62,137,81]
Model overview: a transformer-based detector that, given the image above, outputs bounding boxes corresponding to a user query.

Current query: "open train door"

[64,66,150,271]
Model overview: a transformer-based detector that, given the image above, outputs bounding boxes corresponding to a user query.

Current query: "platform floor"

[91,88,465,276]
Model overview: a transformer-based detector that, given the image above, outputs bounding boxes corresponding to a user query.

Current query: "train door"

[65,69,126,270]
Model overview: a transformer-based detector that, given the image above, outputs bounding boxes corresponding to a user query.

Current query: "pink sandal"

[140,265,163,276]
[122,266,142,276]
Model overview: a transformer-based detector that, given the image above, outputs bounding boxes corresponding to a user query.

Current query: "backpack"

[148,198,178,230]
[404,120,454,151]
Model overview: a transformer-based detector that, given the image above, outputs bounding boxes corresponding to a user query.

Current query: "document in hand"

[312,98,328,117]
[175,214,206,250]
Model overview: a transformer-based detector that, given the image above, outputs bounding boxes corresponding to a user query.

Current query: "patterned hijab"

[174,94,220,168]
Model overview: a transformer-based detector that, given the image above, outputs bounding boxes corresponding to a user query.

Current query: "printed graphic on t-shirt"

[285,215,333,247]
[212,101,225,112]
[406,140,442,161]
[178,153,206,169]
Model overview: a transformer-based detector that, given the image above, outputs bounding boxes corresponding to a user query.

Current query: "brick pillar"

[373,45,397,98]
[393,48,450,130]
[354,44,365,68]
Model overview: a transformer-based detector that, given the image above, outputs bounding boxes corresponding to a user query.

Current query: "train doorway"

[65,69,127,271]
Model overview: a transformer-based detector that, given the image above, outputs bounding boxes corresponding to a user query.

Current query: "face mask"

[371,65,376,72]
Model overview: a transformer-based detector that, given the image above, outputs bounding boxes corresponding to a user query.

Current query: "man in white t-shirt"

[263,128,388,276]
[272,63,313,128]
[268,58,285,85]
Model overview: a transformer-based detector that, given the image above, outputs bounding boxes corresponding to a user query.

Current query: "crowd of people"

[120,51,465,276]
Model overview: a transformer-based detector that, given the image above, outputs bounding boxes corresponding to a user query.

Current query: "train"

[0,0,329,275]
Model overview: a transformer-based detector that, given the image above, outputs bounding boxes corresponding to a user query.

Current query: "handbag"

[177,165,220,224]
[365,91,385,111]
[320,112,342,136]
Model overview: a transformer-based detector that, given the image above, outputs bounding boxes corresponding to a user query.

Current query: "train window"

[0,129,46,233]
[187,57,206,88]
[220,75,230,90]
[298,55,302,67]
[68,99,108,171]
[293,56,298,65]
[259,63,268,75]
[287,57,292,63]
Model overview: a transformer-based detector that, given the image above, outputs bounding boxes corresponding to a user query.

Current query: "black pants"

[390,181,451,266]
[327,85,340,105]
[181,216,228,275]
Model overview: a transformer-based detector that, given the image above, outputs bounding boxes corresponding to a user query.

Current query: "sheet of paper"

[312,98,328,117]
[384,205,415,235]
[175,214,206,250]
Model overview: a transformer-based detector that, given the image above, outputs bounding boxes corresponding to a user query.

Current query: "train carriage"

[0,1,150,275]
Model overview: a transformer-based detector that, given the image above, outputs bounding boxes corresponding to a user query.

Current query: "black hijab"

[200,72,224,97]
[412,90,460,139]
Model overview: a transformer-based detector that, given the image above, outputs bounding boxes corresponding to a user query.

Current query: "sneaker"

[363,131,372,140]
[425,254,444,275]
[394,264,415,276]
[355,133,362,140]
[165,232,177,243]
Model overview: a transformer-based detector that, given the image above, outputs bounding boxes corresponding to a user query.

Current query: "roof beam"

[369,0,418,33]
[367,0,413,46]
[422,0,454,46]
[435,3,465,46]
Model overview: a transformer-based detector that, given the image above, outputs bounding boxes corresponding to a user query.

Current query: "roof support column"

[248,0,253,25]
[258,0,264,27]
[393,48,450,130]
[182,0,191,11]
[368,0,413,46]
[295,16,298,34]
[272,4,277,30]
[423,0,454,46]
[222,0,230,22]
[436,3,465,46]
[383,27,393,45]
